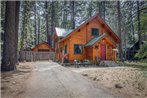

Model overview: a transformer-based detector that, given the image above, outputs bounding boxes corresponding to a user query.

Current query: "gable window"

[64,45,67,54]
[74,44,83,54]
[91,28,99,36]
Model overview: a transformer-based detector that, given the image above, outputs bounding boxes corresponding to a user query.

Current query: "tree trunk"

[51,1,55,48]
[38,16,40,44]
[1,1,19,71]
[45,1,50,45]
[137,1,141,48]
[62,1,67,28]
[103,1,106,21]
[15,1,20,65]
[34,1,37,45]
[88,1,92,17]
[20,2,31,50]
[71,1,75,29]
[117,1,122,61]
[98,1,102,17]
[130,2,135,44]
[20,2,27,50]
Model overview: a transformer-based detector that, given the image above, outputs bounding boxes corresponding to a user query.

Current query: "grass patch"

[123,62,147,71]
[122,61,147,77]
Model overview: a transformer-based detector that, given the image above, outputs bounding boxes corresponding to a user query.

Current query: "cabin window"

[74,44,83,54]
[107,46,110,49]
[95,45,99,49]
[91,28,99,36]
[64,45,67,54]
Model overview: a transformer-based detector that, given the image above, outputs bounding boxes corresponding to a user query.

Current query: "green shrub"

[135,43,147,59]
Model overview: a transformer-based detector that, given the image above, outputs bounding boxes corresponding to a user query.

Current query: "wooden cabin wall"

[106,44,113,60]
[68,19,105,62]
[86,19,103,42]
[85,46,93,61]
[59,38,70,61]
[69,27,86,62]
[55,35,61,61]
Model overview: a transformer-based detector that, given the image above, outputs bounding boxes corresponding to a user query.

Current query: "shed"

[32,42,54,52]
[126,41,145,60]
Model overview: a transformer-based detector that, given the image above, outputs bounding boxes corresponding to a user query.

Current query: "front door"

[100,44,106,60]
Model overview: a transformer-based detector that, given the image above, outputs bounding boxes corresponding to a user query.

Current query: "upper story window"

[91,28,99,36]
[74,44,83,54]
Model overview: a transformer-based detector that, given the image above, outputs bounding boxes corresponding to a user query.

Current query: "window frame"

[74,44,83,54]
[91,28,99,36]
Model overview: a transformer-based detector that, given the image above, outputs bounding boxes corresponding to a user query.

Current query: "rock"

[1,86,6,90]
[99,61,119,67]
[96,78,100,81]
[135,93,140,96]
[115,83,123,89]
[12,82,16,84]
[82,73,88,76]
[93,77,97,81]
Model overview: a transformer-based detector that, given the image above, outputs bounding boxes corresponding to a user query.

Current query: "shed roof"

[85,34,106,47]
[55,27,73,37]
[32,42,54,51]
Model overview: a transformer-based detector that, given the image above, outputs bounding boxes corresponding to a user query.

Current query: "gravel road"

[19,61,122,98]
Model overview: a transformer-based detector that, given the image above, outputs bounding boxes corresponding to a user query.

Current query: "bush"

[135,43,147,59]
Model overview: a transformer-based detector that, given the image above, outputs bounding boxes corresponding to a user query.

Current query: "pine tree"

[2,1,20,71]
[117,1,122,61]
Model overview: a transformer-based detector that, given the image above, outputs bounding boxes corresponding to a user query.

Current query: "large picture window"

[91,28,99,36]
[74,44,83,54]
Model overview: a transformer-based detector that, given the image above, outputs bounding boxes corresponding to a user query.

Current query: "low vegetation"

[80,62,147,98]
[135,43,147,59]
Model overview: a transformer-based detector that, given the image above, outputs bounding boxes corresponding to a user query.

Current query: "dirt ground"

[71,66,147,98]
[1,62,33,98]
[1,61,122,98]
[1,61,147,98]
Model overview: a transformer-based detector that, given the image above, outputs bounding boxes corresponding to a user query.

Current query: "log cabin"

[32,42,54,52]
[54,14,120,63]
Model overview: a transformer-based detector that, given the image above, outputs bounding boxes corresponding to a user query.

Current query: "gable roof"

[55,27,73,37]
[85,34,106,47]
[59,13,120,43]
[32,42,54,51]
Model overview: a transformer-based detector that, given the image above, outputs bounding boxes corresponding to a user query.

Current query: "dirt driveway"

[15,61,124,98]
